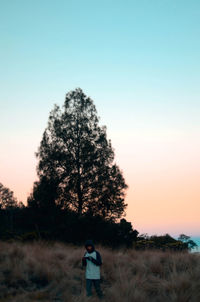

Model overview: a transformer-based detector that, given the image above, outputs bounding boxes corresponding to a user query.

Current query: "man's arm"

[88,251,102,266]
[82,257,87,266]
[82,252,87,267]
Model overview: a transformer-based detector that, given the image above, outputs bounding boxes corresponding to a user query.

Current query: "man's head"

[86,245,93,252]
[85,239,95,253]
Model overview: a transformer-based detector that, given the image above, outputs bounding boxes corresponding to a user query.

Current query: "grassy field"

[0,240,199,302]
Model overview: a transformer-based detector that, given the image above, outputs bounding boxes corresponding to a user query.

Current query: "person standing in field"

[82,239,103,299]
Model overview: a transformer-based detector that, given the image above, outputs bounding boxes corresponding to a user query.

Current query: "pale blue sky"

[1,0,200,131]
[1,1,200,111]
[0,0,200,235]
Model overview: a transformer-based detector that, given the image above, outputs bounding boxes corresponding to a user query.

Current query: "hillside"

[0,240,200,302]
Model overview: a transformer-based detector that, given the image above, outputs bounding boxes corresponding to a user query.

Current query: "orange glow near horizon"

[112,129,200,236]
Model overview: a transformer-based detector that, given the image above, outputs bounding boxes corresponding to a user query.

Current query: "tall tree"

[29,88,128,220]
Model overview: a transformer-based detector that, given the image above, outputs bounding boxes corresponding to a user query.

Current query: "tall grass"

[0,240,199,302]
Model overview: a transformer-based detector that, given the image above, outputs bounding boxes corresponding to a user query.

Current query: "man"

[82,239,103,299]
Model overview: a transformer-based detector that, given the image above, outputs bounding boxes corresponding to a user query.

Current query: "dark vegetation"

[0,89,197,252]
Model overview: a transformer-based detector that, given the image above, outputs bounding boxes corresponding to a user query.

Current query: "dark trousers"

[86,279,103,298]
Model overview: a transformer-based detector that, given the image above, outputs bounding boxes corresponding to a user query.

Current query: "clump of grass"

[0,240,199,302]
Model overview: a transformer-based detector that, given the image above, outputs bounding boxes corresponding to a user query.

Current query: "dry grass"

[0,240,199,302]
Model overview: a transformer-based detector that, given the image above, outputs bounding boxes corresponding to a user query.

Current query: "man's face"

[86,245,93,252]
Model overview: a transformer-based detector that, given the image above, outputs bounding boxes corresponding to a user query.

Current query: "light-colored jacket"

[84,250,101,279]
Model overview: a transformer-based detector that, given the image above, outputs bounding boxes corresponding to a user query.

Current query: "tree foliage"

[0,182,18,209]
[178,234,198,250]
[29,88,128,220]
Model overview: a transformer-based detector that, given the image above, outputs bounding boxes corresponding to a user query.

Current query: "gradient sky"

[1,0,200,237]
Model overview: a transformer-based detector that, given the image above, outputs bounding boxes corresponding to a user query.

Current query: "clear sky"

[1,0,200,237]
